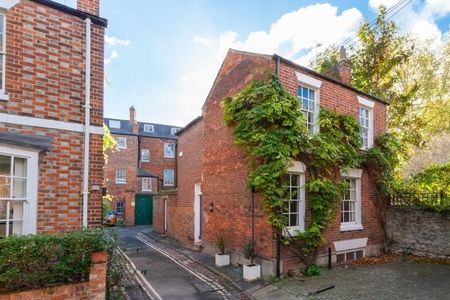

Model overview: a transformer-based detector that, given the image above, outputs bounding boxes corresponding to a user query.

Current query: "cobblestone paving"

[277,261,450,300]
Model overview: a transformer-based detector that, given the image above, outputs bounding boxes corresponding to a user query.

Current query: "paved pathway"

[116,227,244,300]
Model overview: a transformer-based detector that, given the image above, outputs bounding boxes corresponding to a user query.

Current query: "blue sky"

[59,0,449,126]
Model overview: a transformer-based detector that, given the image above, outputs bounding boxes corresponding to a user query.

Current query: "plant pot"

[215,253,230,267]
[243,263,261,281]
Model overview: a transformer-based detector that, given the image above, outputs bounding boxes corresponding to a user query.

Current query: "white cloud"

[105,50,119,65]
[369,0,450,43]
[105,35,131,46]
[194,36,213,47]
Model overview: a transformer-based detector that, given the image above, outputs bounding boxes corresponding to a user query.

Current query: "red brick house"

[154,49,388,275]
[104,106,181,226]
[0,0,106,236]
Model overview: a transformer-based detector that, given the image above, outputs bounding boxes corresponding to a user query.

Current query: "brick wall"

[139,136,177,191]
[105,134,138,225]
[0,1,105,231]
[198,50,387,271]
[3,251,107,300]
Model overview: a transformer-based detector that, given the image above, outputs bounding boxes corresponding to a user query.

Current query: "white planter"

[215,253,230,267]
[243,264,261,281]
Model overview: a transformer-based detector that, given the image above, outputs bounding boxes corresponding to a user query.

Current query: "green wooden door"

[135,195,153,225]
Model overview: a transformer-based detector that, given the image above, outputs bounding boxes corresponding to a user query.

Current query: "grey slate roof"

[104,118,182,140]
[137,168,159,178]
[0,132,53,151]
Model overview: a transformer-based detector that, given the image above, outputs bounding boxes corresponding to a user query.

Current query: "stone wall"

[386,207,450,258]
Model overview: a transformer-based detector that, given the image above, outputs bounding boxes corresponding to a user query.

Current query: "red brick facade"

[104,107,180,225]
[0,0,106,233]
[157,49,388,275]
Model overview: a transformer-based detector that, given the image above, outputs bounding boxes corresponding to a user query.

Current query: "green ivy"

[224,74,362,264]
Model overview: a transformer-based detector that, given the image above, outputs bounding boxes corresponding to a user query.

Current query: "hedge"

[0,229,106,294]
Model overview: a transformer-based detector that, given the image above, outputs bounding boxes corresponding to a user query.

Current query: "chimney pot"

[337,46,351,85]
[77,0,100,16]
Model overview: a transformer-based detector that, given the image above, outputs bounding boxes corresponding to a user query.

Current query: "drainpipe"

[82,17,92,228]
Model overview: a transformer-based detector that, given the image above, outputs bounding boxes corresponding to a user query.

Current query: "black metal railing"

[389,190,450,211]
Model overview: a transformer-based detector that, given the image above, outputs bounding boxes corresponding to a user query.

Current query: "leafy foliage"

[224,75,362,264]
[0,229,106,294]
[243,240,257,264]
[407,163,450,194]
[103,123,117,163]
[215,232,227,255]
[305,264,322,277]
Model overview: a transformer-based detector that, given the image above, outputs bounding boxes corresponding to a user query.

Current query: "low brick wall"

[2,251,108,300]
[386,207,450,258]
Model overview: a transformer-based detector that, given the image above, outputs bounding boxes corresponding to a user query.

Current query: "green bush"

[243,240,257,264]
[305,264,321,277]
[0,229,106,294]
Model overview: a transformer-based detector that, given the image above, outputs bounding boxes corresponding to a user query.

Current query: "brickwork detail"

[0,1,105,231]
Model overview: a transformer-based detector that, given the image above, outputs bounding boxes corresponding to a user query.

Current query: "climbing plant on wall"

[224,74,363,265]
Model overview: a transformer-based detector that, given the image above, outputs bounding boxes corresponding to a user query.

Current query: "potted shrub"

[243,240,261,281]
[215,233,230,267]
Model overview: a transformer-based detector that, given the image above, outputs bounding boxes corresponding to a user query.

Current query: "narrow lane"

[116,227,239,300]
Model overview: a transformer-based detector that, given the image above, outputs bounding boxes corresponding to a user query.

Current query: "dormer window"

[109,120,120,129]
[171,128,180,135]
[144,124,154,132]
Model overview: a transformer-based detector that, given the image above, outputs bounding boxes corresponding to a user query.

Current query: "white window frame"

[358,96,374,149]
[0,11,8,101]
[340,168,363,231]
[163,169,174,187]
[143,124,154,132]
[282,161,306,236]
[115,200,124,215]
[109,120,121,129]
[142,177,152,192]
[171,128,180,135]
[164,143,175,158]
[116,137,127,149]
[0,145,38,236]
[296,72,321,134]
[141,149,150,162]
[116,169,126,184]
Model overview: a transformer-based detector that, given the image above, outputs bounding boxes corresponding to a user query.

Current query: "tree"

[102,124,117,218]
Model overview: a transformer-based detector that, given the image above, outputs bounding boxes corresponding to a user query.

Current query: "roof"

[176,116,202,136]
[104,118,182,140]
[30,0,108,27]
[137,168,159,178]
[0,132,53,151]
[273,54,388,105]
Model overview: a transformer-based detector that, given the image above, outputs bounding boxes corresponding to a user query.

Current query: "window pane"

[0,177,10,198]
[356,250,364,259]
[0,155,11,176]
[290,200,298,213]
[336,253,345,263]
[10,201,23,220]
[13,178,27,198]
[0,201,6,219]
[346,252,355,261]
[11,220,23,235]
[290,214,298,226]
[14,157,27,177]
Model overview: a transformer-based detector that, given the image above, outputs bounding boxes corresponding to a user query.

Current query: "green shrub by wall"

[0,229,106,294]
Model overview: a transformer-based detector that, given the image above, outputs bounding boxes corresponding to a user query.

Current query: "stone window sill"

[340,224,363,232]
[0,93,9,101]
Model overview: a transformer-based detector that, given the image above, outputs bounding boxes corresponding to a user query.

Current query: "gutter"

[82,18,92,228]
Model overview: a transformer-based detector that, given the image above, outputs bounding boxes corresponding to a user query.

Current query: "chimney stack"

[77,0,100,16]
[337,46,351,85]
[129,106,138,134]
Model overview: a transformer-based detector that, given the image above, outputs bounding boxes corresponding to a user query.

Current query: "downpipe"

[82,17,92,228]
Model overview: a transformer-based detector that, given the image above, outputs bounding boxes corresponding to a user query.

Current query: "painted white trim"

[0,113,104,135]
[0,11,6,95]
[357,96,375,108]
[295,71,322,88]
[0,93,9,101]
[0,145,39,235]
[334,238,368,252]
[359,105,374,149]
[340,169,363,231]
[283,167,306,236]
[0,0,19,9]
[287,160,306,173]
[194,183,202,243]
[340,168,362,178]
